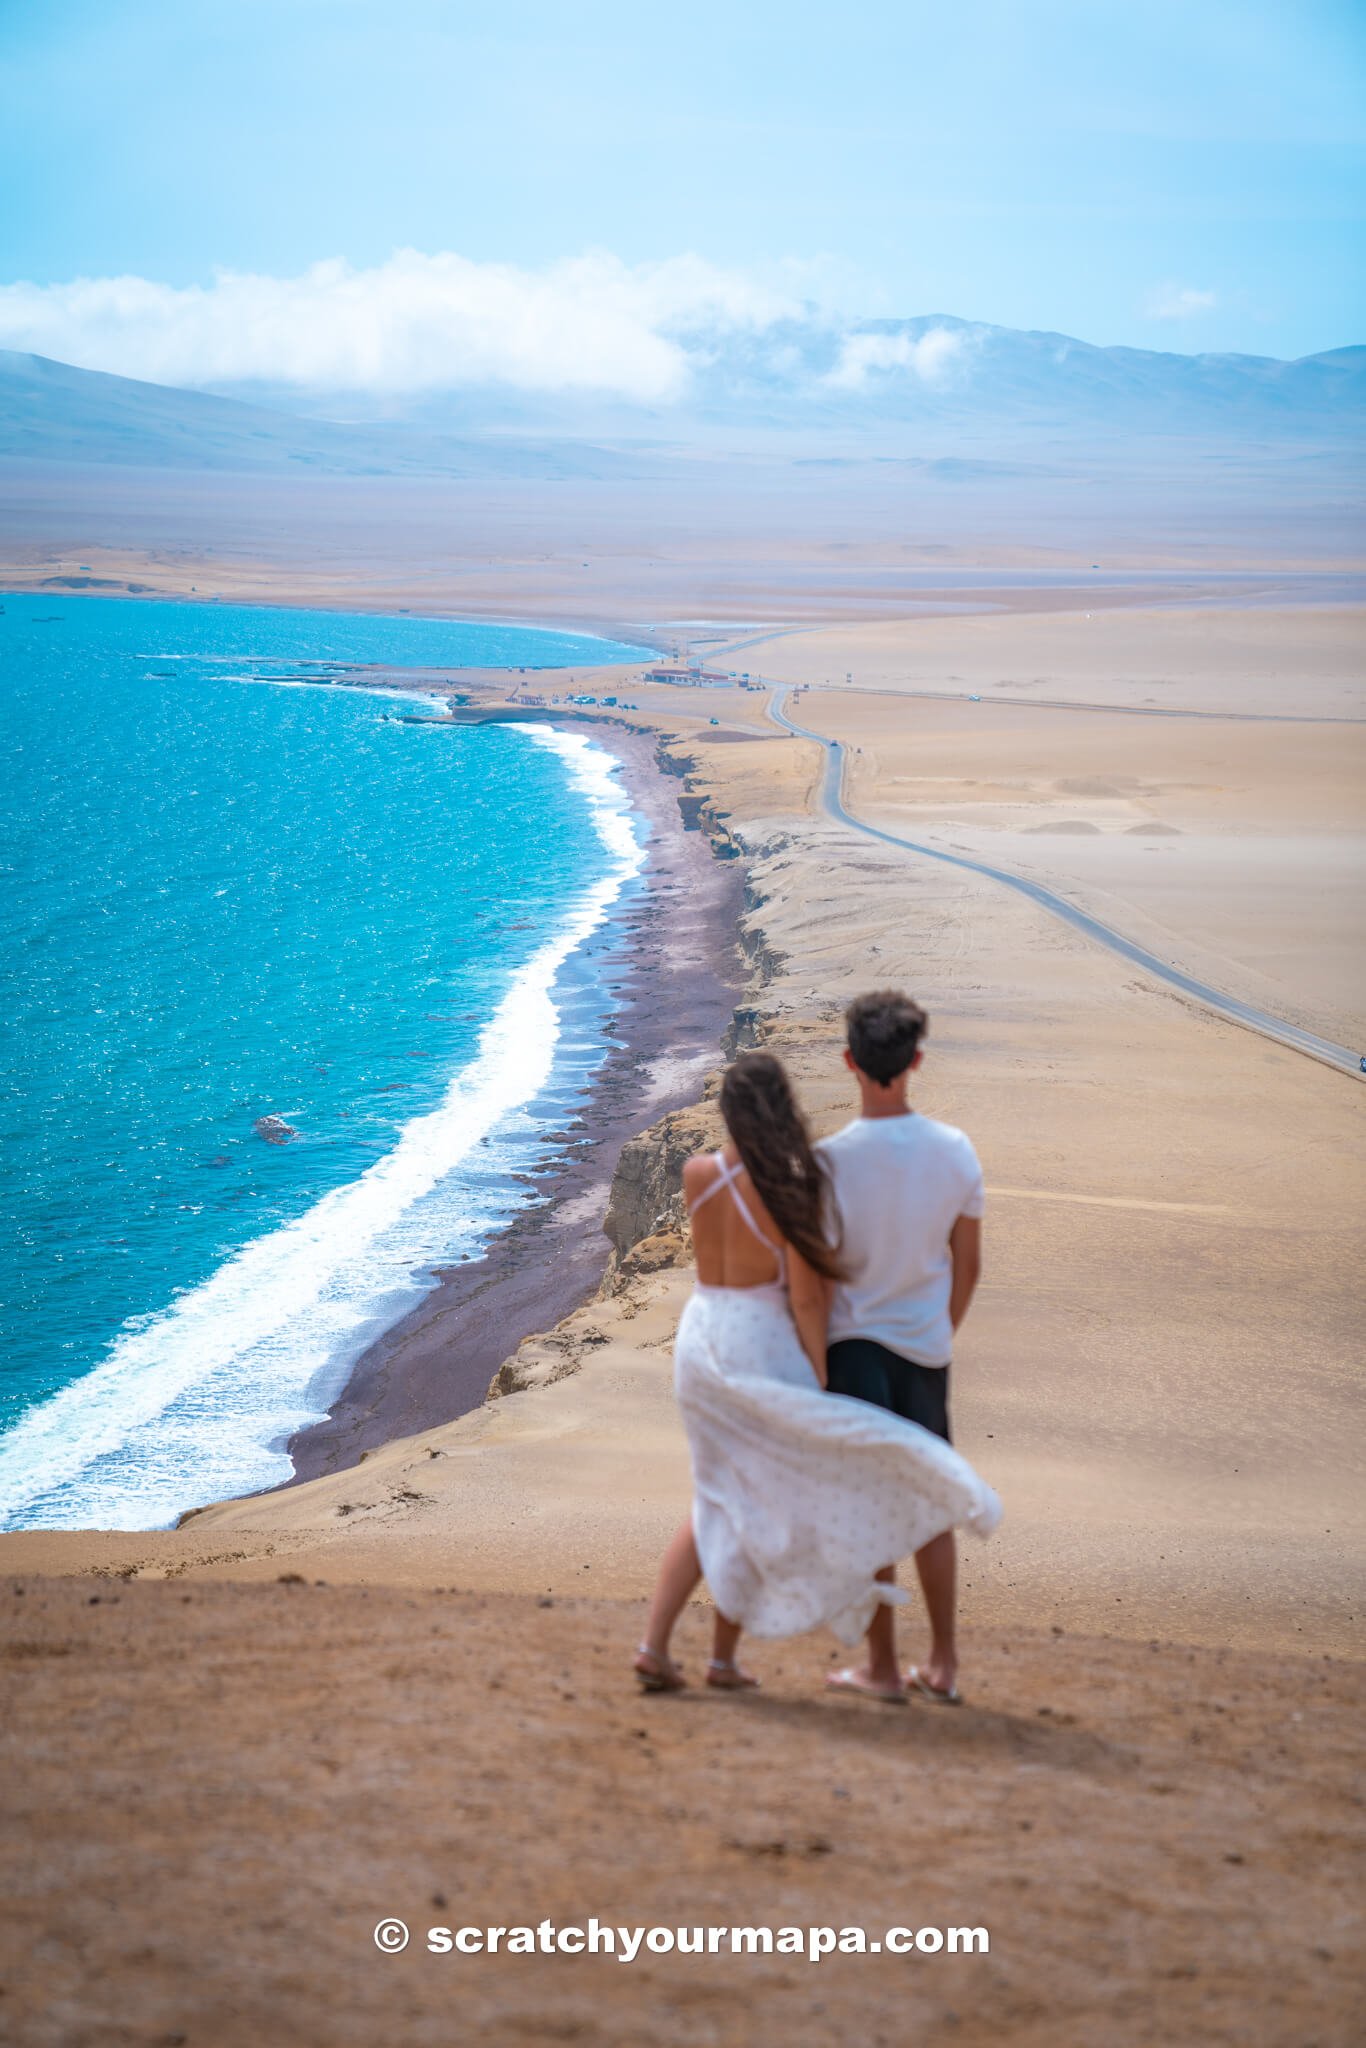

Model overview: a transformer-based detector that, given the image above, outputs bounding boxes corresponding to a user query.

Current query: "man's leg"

[864,1564,901,1691]
[826,1343,906,1694]
[912,1531,957,1696]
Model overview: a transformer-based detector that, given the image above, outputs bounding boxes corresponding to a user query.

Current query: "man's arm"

[948,1214,982,1332]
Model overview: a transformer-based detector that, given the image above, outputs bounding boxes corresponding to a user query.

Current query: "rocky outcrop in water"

[253,1115,297,1145]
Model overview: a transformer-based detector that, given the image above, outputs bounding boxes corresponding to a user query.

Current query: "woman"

[633,1050,1000,1693]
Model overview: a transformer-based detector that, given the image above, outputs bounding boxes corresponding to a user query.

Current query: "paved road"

[768,687,1361,1079]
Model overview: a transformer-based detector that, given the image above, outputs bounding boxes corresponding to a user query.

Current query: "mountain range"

[1,315,1360,481]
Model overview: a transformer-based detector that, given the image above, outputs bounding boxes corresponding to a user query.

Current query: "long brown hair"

[718,1052,842,1280]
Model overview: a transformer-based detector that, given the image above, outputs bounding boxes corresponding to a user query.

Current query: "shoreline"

[278,707,744,1488]
[0,608,742,1529]
[0,579,678,654]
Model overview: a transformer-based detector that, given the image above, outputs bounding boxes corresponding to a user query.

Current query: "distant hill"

[778,316,1366,439]
[0,351,648,479]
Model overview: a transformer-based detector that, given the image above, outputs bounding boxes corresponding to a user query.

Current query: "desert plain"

[1,522,1362,2045]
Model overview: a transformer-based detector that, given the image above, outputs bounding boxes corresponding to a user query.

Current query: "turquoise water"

[0,595,650,1529]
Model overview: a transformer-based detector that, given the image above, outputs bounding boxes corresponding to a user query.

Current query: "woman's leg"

[638,1518,702,1665]
[708,1608,760,1688]
[711,1611,743,1665]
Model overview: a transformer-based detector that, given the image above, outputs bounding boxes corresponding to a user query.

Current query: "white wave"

[232,675,444,705]
[0,724,645,1531]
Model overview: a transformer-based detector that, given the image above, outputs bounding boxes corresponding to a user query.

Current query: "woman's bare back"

[683,1147,785,1289]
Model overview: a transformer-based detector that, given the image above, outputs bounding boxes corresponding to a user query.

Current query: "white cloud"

[0,250,805,401]
[1145,283,1218,322]
[823,326,968,391]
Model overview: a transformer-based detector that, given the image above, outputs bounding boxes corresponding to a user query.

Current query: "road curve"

[768,686,1361,1079]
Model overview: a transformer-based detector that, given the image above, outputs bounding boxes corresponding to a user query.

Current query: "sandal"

[706,1658,760,1691]
[905,1665,962,1706]
[824,1666,907,1705]
[634,1643,687,1693]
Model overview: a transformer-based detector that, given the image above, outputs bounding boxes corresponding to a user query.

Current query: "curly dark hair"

[718,1051,842,1280]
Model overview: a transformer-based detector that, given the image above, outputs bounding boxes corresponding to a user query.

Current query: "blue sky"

[1,0,1361,384]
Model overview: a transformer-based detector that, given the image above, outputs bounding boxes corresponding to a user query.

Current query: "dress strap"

[725,1176,784,1268]
[685,1150,739,1217]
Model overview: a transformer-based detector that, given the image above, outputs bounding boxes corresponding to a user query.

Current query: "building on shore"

[643,666,735,686]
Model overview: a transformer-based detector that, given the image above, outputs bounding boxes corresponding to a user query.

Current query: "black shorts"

[826,1338,952,1444]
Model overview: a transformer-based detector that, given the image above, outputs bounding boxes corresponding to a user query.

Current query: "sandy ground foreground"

[2,592,1362,2042]
[1,1576,1362,2048]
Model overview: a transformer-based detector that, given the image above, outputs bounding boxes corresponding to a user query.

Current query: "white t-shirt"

[818,1114,985,1368]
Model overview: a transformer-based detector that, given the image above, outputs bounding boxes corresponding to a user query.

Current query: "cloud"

[0,250,806,401]
[823,326,968,391]
[1145,283,1217,322]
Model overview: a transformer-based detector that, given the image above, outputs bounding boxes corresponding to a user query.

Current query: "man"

[819,990,984,1704]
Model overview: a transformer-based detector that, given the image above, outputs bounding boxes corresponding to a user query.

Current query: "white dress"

[675,1154,1002,1645]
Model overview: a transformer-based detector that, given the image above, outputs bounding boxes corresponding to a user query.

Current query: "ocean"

[0,594,652,1530]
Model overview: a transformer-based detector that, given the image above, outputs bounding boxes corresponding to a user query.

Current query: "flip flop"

[905,1665,962,1706]
[825,1666,907,1705]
